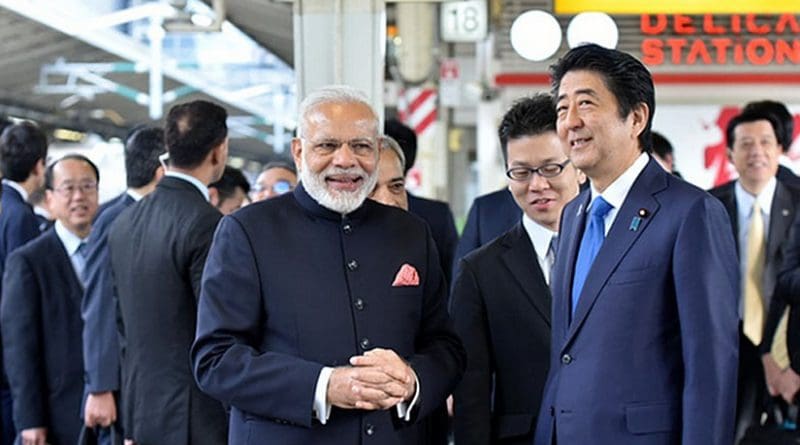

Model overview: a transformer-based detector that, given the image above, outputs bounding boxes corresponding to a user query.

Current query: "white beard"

[300,154,378,215]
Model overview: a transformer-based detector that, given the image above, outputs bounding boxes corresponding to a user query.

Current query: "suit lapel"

[767,182,794,261]
[500,224,551,326]
[559,191,591,333]
[564,160,667,349]
[45,229,84,297]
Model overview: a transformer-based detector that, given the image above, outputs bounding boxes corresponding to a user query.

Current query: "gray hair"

[296,85,378,138]
[380,135,406,172]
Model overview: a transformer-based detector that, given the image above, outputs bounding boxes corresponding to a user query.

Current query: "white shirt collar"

[126,189,144,202]
[590,152,650,210]
[522,214,557,260]
[54,220,87,256]
[165,171,210,202]
[735,176,776,217]
[2,179,29,202]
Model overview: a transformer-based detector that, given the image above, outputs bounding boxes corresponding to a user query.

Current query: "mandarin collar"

[293,182,372,221]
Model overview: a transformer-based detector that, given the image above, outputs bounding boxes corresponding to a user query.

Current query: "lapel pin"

[638,208,649,218]
[629,216,642,232]
[783,209,790,217]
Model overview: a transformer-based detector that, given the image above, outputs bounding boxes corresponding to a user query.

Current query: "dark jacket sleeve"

[1,251,47,430]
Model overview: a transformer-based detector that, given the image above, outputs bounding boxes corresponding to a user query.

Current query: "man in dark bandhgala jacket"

[192,86,465,445]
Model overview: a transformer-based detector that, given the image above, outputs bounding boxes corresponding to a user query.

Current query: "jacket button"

[561,354,572,364]
[354,298,365,310]
[365,423,375,436]
[347,260,359,271]
[343,223,352,234]
[360,337,370,349]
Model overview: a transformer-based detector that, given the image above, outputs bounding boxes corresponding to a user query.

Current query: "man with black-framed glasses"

[2,154,99,445]
[450,94,583,445]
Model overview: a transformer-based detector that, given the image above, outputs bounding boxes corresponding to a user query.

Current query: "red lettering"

[710,38,732,64]
[641,14,667,35]
[641,39,664,65]
[731,15,742,34]
[776,14,800,34]
[703,15,726,34]
[734,40,745,63]
[686,39,712,65]
[746,14,770,34]
[746,38,774,65]
[775,39,800,64]
[666,38,688,64]
[674,14,696,34]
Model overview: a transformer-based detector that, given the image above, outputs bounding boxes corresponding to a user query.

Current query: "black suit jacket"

[778,165,800,189]
[454,189,520,272]
[107,176,227,445]
[0,185,41,389]
[450,223,551,445]
[774,183,800,376]
[709,180,800,320]
[408,194,458,288]
[1,228,85,445]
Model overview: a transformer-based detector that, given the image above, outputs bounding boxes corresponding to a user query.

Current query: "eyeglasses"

[53,181,98,196]
[252,179,294,196]
[506,159,571,181]
[303,138,377,157]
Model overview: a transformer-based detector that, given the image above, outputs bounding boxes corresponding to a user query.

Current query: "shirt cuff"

[395,368,420,421]
[313,367,334,424]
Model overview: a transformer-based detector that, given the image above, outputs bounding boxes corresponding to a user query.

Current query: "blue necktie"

[571,197,613,316]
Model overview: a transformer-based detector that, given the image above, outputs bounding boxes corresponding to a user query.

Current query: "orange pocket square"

[392,263,420,287]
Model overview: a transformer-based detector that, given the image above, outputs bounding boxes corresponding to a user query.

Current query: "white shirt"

[734,177,775,315]
[126,189,144,202]
[522,215,558,285]
[165,171,210,202]
[587,153,650,234]
[2,179,29,202]
[54,220,88,282]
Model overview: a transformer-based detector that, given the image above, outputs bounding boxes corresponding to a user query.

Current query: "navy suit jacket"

[94,192,127,222]
[81,193,135,394]
[450,223,551,445]
[1,228,85,445]
[534,158,739,445]
[454,189,520,270]
[191,184,465,445]
[407,194,458,287]
[0,185,41,389]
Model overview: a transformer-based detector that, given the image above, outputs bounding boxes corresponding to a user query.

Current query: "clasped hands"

[327,348,416,411]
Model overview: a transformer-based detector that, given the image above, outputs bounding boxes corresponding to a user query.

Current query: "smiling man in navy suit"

[533,44,739,445]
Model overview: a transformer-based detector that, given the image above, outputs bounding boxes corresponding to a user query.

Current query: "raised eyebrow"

[557,88,600,103]
[390,177,405,184]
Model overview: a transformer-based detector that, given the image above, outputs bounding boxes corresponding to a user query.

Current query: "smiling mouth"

[570,137,592,149]
[326,175,364,191]
[531,197,553,206]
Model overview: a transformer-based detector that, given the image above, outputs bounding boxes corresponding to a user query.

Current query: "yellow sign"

[555,0,800,14]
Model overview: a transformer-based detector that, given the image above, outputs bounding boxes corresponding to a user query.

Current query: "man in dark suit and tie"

[0,122,48,445]
[450,94,583,445]
[81,127,165,436]
[2,154,99,445]
[192,86,465,445]
[108,101,229,445]
[534,44,739,445]
[709,109,800,441]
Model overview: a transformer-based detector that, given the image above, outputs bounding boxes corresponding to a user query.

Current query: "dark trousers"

[735,333,767,442]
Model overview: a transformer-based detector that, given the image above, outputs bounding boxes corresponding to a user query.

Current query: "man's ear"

[630,103,650,140]
[208,187,220,207]
[291,138,303,172]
